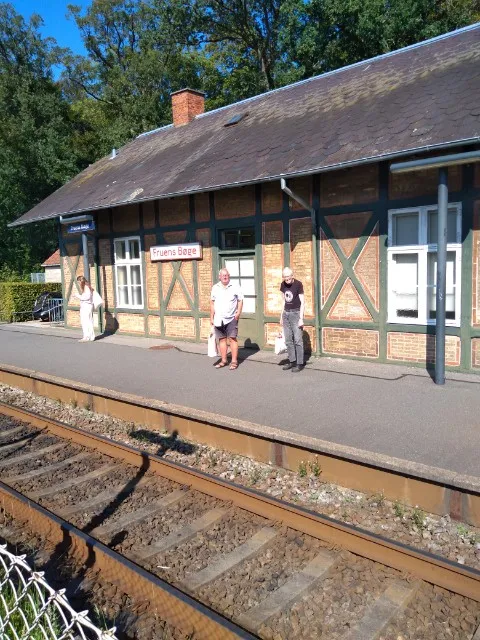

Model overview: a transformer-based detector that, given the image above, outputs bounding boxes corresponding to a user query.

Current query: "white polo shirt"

[211,281,244,326]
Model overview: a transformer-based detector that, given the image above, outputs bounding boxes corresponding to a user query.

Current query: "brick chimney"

[171,88,205,126]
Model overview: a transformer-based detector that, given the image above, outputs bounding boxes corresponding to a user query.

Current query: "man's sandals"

[214,361,238,370]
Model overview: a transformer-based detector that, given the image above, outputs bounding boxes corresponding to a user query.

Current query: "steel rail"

[0,482,255,640]
[1,400,479,604]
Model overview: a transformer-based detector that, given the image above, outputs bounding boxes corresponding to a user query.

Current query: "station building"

[11,24,480,372]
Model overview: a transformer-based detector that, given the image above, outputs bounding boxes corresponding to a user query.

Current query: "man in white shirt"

[210,268,244,370]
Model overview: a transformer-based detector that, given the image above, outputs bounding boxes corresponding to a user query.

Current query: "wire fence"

[0,544,117,640]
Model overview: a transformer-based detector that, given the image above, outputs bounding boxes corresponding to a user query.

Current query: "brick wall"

[265,322,316,353]
[263,221,283,315]
[167,281,190,311]
[321,165,378,207]
[327,279,372,321]
[62,243,78,307]
[160,196,190,226]
[165,316,196,338]
[144,234,159,310]
[322,327,379,358]
[88,239,96,290]
[261,182,283,214]
[171,90,204,126]
[195,193,210,222]
[116,313,145,334]
[148,315,161,336]
[472,339,480,368]
[354,222,379,311]
[320,229,342,308]
[200,317,211,340]
[98,239,114,310]
[196,228,212,312]
[389,165,461,200]
[142,201,156,229]
[214,186,255,219]
[66,309,81,328]
[265,322,283,346]
[290,218,314,317]
[112,204,140,232]
[162,231,191,311]
[303,325,316,353]
[324,211,372,258]
[472,201,480,326]
[387,333,460,366]
[288,177,311,211]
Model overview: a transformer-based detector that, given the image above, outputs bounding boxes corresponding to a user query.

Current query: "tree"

[290,0,480,76]
[64,0,207,155]
[0,3,82,277]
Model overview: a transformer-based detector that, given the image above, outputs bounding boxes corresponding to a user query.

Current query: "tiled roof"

[11,24,480,227]
[41,249,60,267]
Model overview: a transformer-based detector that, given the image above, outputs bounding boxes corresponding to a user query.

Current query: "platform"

[0,322,479,479]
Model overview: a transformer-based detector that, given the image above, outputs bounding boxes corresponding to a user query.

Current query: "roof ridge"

[195,22,480,120]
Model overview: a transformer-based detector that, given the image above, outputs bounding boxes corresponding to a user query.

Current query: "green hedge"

[0,282,62,323]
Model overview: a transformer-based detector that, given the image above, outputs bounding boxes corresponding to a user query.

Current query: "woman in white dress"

[75,275,95,342]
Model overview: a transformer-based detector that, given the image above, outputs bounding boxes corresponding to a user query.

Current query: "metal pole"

[435,167,448,385]
[82,232,89,281]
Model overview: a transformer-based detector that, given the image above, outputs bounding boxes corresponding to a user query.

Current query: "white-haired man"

[210,268,244,370]
[280,267,304,372]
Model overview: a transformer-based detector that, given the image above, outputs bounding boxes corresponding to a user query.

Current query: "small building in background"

[41,249,61,283]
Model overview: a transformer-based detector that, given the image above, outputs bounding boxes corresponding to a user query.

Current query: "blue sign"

[67,220,95,234]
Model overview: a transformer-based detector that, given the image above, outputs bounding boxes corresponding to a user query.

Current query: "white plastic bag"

[274,333,286,355]
[92,289,104,311]
[208,332,218,357]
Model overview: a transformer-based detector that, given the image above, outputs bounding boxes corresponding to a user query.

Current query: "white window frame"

[387,203,462,327]
[114,236,144,309]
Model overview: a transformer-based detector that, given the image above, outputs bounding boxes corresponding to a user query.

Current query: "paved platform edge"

[1,362,479,495]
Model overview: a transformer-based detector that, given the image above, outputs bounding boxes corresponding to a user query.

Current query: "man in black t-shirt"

[280,267,305,372]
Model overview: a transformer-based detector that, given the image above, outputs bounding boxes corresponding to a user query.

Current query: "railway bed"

[0,403,479,640]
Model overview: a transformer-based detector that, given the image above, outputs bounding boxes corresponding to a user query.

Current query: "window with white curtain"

[114,236,144,308]
[387,204,461,326]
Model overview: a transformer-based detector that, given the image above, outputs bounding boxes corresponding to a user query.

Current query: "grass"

[393,501,405,518]
[457,524,478,545]
[370,492,385,507]
[0,573,62,639]
[308,457,322,478]
[411,507,426,530]
[249,467,263,485]
[298,460,308,478]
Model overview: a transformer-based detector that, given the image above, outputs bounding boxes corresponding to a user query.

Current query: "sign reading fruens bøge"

[150,242,203,262]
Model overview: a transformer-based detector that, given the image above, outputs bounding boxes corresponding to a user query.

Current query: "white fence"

[0,544,117,640]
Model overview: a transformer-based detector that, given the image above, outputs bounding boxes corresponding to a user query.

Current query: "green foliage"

[298,460,308,477]
[0,570,63,639]
[393,501,405,518]
[411,506,426,530]
[2,0,479,280]
[0,4,85,276]
[308,456,322,478]
[0,282,61,323]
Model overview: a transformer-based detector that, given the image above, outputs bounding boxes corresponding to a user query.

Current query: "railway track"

[0,401,479,640]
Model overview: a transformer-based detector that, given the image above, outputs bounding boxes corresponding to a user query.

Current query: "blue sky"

[14,0,87,56]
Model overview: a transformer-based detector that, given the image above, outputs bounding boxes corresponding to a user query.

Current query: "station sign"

[67,220,96,234]
[150,242,203,262]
